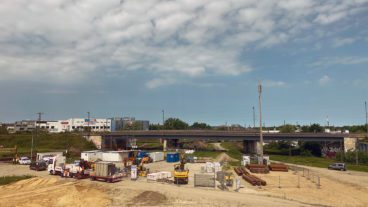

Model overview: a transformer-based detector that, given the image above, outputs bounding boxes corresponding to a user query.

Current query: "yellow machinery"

[224,172,234,187]
[138,156,150,177]
[173,154,189,184]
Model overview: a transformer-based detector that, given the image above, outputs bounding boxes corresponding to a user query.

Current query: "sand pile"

[0,177,110,207]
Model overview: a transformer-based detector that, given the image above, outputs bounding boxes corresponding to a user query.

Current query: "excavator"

[137,156,150,177]
[173,154,189,184]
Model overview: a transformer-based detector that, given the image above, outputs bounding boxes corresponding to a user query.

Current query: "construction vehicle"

[173,154,189,184]
[137,156,150,177]
[0,145,17,163]
[47,155,66,175]
[62,159,92,179]
[224,172,234,187]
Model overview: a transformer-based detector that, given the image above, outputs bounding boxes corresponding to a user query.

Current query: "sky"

[0,0,368,126]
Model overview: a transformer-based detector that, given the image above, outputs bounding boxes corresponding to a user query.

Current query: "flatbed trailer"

[90,174,124,183]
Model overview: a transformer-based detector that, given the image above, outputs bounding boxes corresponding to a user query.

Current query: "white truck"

[62,160,91,179]
[48,155,66,175]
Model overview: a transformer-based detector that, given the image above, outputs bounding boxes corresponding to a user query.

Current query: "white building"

[28,118,112,133]
[65,118,111,132]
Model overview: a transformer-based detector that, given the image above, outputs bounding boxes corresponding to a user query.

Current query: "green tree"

[279,124,296,133]
[300,142,322,157]
[190,122,212,129]
[164,118,189,130]
[149,124,164,130]
[301,124,323,133]
[0,125,8,135]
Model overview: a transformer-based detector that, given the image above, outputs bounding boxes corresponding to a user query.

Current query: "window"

[51,126,54,129]
[46,126,49,129]
[72,126,75,129]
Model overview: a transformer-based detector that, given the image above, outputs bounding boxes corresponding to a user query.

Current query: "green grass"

[220,142,242,160]
[270,155,368,172]
[192,151,221,158]
[0,133,96,159]
[137,141,162,148]
[0,175,34,186]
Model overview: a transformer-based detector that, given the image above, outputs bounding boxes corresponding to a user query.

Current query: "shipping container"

[81,150,102,162]
[166,152,179,163]
[101,151,129,162]
[94,162,116,177]
[149,152,164,162]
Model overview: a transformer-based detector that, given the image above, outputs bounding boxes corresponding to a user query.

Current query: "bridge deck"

[100,130,350,141]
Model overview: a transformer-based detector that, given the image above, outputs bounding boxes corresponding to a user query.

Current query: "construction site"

[0,148,368,207]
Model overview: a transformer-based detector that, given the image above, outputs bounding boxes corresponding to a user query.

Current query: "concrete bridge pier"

[243,140,260,154]
[167,139,179,149]
[162,139,167,152]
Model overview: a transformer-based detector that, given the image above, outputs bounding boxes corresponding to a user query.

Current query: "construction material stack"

[269,164,288,172]
[246,164,269,174]
[234,167,267,186]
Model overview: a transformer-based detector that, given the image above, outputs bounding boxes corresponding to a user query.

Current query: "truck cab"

[48,155,66,175]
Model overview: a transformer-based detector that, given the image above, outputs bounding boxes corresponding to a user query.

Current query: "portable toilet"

[166,152,179,163]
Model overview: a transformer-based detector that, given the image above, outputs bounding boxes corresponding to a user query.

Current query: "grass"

[0,175,34,186]
[220,142,242,160]
[0,133,96,159]
[192,151,221,158]
[137,141,162,149]
[271,155,368,172]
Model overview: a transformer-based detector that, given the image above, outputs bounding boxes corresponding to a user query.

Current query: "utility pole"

[365,101,368,136]
[162,110,165,127]
[258,81,264,164]
[252,106,255,128]
[33,112,43,160]
[87,111,90,138]
[326,115,329,128]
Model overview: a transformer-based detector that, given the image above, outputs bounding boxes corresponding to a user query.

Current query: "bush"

[336,151,368,164]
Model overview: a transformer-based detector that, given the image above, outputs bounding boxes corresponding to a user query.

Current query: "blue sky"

[0,0,367,126]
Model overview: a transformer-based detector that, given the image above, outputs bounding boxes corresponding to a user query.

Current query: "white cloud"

[263,80,287,88]
[0,0,366,88]
[332,37,356,47]
[313,56,368,67]
[319,75,331,86]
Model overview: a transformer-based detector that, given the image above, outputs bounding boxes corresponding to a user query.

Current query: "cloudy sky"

[0,0,368,126]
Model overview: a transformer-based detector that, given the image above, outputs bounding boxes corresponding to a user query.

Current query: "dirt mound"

[129,191,167,206]
[215,153,238,162]
[0,177,111,207]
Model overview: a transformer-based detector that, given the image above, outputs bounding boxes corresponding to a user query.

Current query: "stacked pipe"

[269,164,288,172]
[234,167,243,176]
[234,167,266,186]
[246,164,270,174]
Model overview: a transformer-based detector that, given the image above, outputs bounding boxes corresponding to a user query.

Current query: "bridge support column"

[243,140,259,154]
[163,139,167,152]
[166,139,179,149]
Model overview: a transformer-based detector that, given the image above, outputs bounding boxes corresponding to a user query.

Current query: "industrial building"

[110,117,149,131]
[12,118,112,133]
